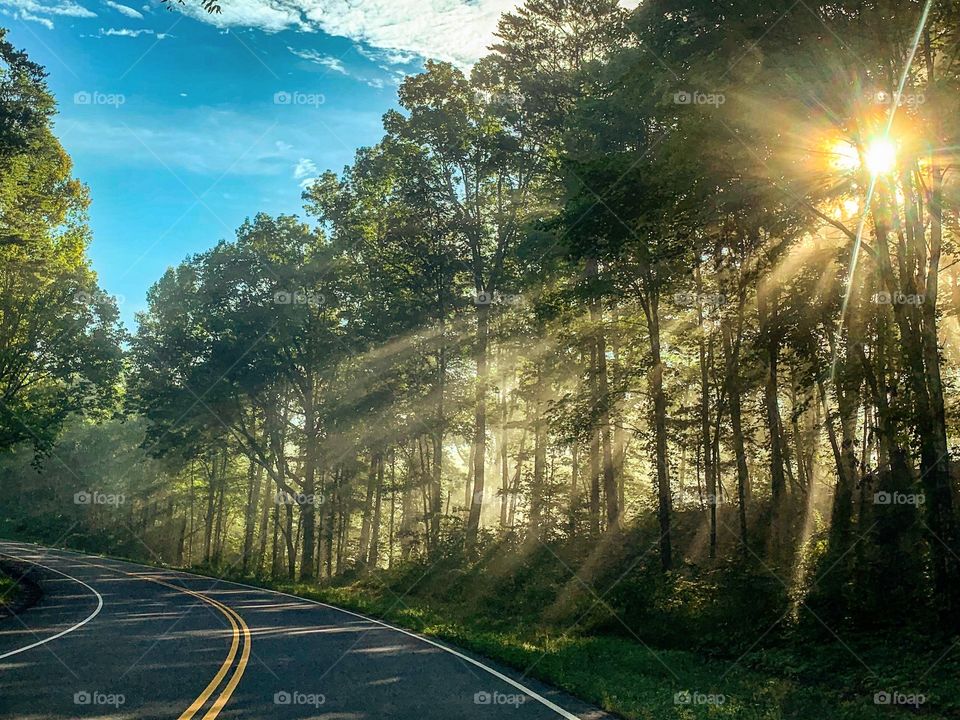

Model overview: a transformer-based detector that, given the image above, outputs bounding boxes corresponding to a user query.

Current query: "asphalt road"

[0,541,612,719]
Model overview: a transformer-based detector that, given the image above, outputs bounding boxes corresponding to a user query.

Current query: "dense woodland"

[3,1,960,704]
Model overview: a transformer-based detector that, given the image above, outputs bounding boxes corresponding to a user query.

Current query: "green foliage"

[0,29,123,457]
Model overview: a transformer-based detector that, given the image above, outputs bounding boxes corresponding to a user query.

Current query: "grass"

[0,567,25,613]
[202,572,951,720]
[4,532,955,719]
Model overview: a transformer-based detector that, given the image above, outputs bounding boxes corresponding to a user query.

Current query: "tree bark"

[466,301,490,546]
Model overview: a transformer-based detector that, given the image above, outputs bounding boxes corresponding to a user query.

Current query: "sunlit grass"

[253,572,952,720]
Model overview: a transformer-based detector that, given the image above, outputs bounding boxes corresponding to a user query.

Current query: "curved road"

[0,542,612,719]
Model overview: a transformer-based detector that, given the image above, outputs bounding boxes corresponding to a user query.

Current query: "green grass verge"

[204,575,947,720]
[0,568,25,612]
[7,541,950,720]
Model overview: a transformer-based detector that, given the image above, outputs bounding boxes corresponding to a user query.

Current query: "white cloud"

[104,0,141,18]
[293,157,317,179]
[19,10,54,26]
[0,0,97,26]
[288,47,348,74]
[101,26,162,37]
[174,0,520,68]
[293,157,320,188]
[354,44,416,66]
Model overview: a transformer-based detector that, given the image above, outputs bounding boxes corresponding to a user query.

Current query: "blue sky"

[0,0,519,327]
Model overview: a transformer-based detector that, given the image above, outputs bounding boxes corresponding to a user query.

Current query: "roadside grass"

[210,574,948,720]
[3,536,954,720]
[0,567,24,612]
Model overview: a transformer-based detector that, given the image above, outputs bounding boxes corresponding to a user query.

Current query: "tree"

[0,31,122,456]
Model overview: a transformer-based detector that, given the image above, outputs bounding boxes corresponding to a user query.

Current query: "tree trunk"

[758,290,787,516]
[466,302,490,546]
[648,294,673,570]
[242,459,262,574]
[696,266,717,558]
[299,388,317,582]
[359,451,377,563]
[368,453,384,567]
[528,401,547,539]
[588,345,601,537]
[596,320,619,528]
[722,310,749,555]
[255,468,271,575]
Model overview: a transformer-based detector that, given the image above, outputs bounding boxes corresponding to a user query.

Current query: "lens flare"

[830,140,860,171]
[864,138,896,174]
[830,138,897,175]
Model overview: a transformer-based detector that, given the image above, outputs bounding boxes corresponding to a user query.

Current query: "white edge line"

[4,542,581,719]
[0,552,104,660]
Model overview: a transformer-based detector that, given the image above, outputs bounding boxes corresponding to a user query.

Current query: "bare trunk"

[649,297,672,570]
[368,453,384,567]
[466,302,490,546]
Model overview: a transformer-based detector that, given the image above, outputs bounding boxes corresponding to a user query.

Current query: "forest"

[2,1,960,717]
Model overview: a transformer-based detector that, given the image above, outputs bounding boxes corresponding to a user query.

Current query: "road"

[0,542,611,719]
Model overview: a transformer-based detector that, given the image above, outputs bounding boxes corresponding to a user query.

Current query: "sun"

[829,137,897,175]
[863,138,896,175]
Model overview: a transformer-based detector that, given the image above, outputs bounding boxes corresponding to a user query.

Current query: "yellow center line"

[130,574,250,720]
[200,597,251,720]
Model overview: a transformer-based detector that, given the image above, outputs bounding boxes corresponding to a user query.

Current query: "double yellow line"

[133,574,251,720]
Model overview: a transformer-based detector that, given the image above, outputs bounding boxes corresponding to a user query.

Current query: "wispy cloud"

[0,0,96,28]
[288,47,348,75]
[99,26,168,38]
[19,11,53,26]
[104,0,142,18]
[353,44,416,67]
[293,157,318,187]
[174,0,519,69]
[62,108,378,177]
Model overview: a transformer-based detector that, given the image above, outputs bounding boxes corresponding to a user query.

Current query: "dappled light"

[2,0,960,718]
